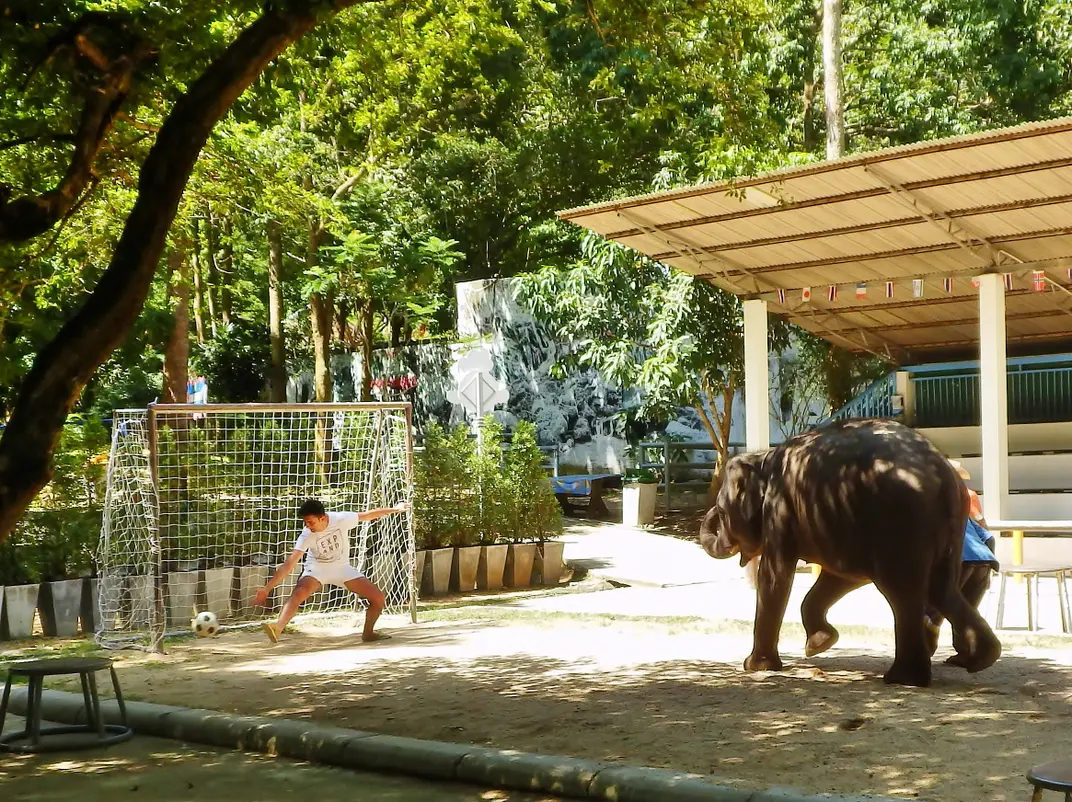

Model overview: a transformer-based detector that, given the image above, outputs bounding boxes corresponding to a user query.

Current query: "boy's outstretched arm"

[253,549,303,607]
[358,501,410,522]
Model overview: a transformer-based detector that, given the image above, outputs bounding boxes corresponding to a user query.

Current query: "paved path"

[0,715,556,802]
[556,521,1069,635]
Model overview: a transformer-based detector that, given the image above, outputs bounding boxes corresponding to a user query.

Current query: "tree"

[822,0,844,160]
[0,1,377,541]
[518,232,788,497]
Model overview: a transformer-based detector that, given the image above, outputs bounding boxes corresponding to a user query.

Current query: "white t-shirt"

[294,511,362,573]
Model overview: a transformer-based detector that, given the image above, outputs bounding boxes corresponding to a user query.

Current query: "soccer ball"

[192,611,219,638]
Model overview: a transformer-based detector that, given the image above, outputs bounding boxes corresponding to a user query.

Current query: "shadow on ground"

[23,611,1068,802]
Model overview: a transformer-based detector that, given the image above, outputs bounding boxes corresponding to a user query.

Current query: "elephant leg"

[939,565,1000,670]
[801,570,866,657]
[875,576,933,687]
[745,554,794,673]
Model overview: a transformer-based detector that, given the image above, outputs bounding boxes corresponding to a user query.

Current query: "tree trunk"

[267,218,287,403]
[205,208,219,338]
[161,244,190,404]
[823,0,845,160]
[0,0,373,542]
[190,217,206,344]
[358,296,374,401]
[307,221,333,403]
[220,216,233,327]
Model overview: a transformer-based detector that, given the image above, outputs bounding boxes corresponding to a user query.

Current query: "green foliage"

[193,321,271,402]
[503,420,562,543]
[1,417,110,584]
[413,418,562,548]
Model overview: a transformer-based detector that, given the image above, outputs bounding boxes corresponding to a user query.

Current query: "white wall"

[918,421,1072,457]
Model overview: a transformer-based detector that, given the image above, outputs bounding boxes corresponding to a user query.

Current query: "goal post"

[96,402,416,650]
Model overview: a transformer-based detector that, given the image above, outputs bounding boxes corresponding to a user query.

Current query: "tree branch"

[0,0,374,540]
[0,16,154,242]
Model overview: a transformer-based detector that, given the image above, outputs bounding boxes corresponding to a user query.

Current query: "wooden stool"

[995,563,1072,633]
[1029,760,1072,801]
[0,657,133,753]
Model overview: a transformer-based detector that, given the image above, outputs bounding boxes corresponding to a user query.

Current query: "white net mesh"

[96,403,415,650]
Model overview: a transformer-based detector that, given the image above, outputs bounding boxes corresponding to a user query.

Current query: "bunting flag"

[971,277,981,289]
[801,286,812,302]
[828,284,838,302]
[1004,273,1014,291]
[777,288,786,304]
[1067,268,1072,283]
[943,277,953,293]
[855,282,867,300]
[885,281,894,298]
[1033,270,1047,292]
[912,279,924,298]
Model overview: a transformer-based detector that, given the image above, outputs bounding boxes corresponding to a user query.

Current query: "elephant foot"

[944,652,970,668]
[744,652,784,672]
[963,633,1001,674]
[805,627,839,657]
[883,659,931,687]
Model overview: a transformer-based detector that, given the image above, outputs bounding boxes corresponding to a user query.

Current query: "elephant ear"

[720,451,769,554]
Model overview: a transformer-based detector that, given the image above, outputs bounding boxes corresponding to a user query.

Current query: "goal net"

[96,403,415,650]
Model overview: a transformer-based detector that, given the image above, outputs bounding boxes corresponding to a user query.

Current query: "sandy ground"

[0,714,557,802]
[15,602,1072,802]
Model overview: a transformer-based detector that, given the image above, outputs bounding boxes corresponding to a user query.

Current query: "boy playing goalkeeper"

[253,498,408,643]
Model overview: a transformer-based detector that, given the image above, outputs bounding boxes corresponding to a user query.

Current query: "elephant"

[699,419,1002,687]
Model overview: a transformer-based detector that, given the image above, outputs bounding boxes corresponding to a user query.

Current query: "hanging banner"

[801,286,812,302]
[885,281,894,298]
[855,282,867,300]
[912,279,924,298]
[827,285,838,302]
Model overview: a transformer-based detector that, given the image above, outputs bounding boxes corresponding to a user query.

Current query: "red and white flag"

[943,277,953,293]
[971,277,981,289]
[855,282,867,300]
[1004,273,1014,291]
[776,288,786,304]
[801,286,812,302]
[1033,270,1047,292]
[885,281,894,298]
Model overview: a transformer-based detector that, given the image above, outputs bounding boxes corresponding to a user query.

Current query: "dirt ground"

[0,716,556,802]
[13,603,1072,802]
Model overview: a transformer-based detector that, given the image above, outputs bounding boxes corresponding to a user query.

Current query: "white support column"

[977,273,1009,521]
[743,299,770,452]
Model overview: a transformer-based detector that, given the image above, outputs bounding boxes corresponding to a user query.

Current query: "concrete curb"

[6,688,908,802]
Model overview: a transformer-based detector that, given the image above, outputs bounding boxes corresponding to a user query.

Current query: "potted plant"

[501,422,558,588]
[35,511,92,638]
[413,422,474,596]
[0,536,39,641]
[622,467,659,527]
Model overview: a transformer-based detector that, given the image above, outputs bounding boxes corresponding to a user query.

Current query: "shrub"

[413,418,562,548]
[3,416,110,584]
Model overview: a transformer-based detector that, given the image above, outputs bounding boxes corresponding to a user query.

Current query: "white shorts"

[301,562,365,587]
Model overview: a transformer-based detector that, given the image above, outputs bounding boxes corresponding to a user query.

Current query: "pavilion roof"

[559,117,1072,363]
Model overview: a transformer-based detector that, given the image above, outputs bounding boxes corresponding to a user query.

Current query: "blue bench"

[549,474,622,519]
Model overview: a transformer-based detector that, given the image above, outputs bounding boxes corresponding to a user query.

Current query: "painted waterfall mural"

[289,278,819,472]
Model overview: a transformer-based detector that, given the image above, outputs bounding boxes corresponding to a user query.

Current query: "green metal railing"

[820,354,1072,429]
[911,354,1072,428]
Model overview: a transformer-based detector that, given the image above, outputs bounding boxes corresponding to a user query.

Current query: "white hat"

[948,459,971,481]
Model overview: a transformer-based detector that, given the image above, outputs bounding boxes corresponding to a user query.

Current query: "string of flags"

[777,269,1072,304]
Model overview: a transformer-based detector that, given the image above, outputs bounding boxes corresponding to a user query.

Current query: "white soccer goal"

[96,403,416,650]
